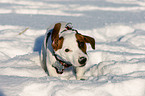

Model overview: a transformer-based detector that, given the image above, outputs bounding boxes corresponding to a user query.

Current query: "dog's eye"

[79,42,85,48]
[65,48,70,52]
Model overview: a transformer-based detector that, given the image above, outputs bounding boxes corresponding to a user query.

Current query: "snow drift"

[0,0,145,96]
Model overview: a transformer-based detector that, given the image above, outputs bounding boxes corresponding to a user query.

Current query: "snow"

[0,0,145,96]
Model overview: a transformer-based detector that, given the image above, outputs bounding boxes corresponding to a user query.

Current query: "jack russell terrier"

[41,22,95,80]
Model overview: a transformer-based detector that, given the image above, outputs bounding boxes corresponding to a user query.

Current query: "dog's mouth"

[63,61,72,67]
[55,54,87,68]
[55,55,72,67]
[79,63,86,67]
[60,61,72,68]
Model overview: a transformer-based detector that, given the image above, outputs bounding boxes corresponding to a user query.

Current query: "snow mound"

[0,0,145,96]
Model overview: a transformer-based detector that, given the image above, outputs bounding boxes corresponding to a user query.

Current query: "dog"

[40,22,95,80]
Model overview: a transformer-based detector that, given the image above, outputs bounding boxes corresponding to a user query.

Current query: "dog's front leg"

[76,67,85,80]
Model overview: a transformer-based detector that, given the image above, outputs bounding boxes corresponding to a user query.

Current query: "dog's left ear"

[83,35,95,50]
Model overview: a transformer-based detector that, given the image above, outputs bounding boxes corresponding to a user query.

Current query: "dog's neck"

[49,22,79,74]
[52,52,72,74]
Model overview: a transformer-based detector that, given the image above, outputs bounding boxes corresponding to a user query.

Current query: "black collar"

[46,22,78,74]
[54,53,72,68]
[52,53,72,74]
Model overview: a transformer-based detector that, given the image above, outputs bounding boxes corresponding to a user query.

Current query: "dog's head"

[51,23,95,67]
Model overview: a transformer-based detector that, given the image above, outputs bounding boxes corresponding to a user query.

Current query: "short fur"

[41,22,95,80]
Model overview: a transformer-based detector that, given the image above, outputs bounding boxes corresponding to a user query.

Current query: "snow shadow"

[33,35,44,54]
[0,91,5,96]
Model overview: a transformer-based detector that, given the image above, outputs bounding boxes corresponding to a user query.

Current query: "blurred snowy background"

[0,0,145,96]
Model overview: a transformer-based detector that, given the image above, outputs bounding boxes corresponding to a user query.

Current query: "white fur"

[41,22,88,80]
[56,32,88,67]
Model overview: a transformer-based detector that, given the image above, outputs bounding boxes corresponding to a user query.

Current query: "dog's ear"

[52,37,64,51]
[83,35,95,50]
[76,33,95,52]
[51,23,61,41]
[51,23,64,51]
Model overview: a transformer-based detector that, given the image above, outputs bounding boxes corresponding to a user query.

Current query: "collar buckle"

[53,53,72,74]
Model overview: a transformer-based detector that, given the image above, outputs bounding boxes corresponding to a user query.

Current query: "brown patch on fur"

[52,37,64,51]
[51,23,64,51]
[76,33,95,54]
[76,34,87,54]
[51,23,61,41]
[83,35,95,49]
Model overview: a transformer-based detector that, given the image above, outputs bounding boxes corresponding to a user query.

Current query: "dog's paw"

[77,76,87,80]
[80,78,86,80]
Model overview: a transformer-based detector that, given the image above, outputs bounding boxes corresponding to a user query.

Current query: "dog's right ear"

[51,23,61,41]
[52,37,64,51]
[51,23,64,51]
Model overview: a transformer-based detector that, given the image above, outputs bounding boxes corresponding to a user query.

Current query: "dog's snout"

[78,57,87,65]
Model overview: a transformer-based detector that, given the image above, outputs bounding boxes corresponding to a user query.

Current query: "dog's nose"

[78,57,87,65]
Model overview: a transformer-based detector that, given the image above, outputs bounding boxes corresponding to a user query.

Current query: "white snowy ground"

[0,0,145,96]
